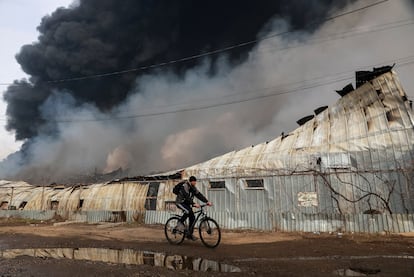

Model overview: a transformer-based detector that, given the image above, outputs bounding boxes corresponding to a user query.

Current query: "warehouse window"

[209,180,225,189]
[51,200,59,210]
[245,179,264,189]
[165,201,177,211]
[321,153,353,169]
[145,182,160,210]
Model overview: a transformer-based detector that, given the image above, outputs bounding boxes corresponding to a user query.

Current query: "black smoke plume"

[2,0,357,183]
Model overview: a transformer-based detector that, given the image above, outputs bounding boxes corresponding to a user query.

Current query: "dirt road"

[0,220,413,276]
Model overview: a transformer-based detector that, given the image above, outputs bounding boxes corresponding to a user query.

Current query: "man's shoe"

[186,234,198,241]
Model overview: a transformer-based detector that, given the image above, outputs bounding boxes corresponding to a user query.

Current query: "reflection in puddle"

[0,248,241,273]
[236,255,414,262]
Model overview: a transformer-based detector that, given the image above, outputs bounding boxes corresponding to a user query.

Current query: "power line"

[30,59,414,123]
[0,0,389,86]
[1,56,414,123]
[256,19,414,54]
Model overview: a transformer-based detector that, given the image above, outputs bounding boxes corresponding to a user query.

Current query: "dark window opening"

[363,209,382,215]
[0,201,8,210]
[209,181,225,189]
[110,211,126,222]
[367,120,372,131]
[145,182,160,210]
[51,200,59,210]
[386,111,394,122]
[19,201,27,209]
[78,199,84,210]
[246,179,264,188]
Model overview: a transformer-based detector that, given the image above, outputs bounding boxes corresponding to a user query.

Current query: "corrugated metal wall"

[1,209,413,233]
[198,168,413,215]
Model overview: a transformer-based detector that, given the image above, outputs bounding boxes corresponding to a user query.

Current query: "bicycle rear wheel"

[198,218,221,248]
[164,216,185,245]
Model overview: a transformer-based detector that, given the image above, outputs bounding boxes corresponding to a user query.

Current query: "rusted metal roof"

[183,70,413,179]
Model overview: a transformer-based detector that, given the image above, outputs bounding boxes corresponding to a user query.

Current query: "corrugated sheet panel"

[0,210,413,232]
[0,210,56,221]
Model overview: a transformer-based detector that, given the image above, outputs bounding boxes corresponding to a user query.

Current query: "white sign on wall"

[297,192,318,207]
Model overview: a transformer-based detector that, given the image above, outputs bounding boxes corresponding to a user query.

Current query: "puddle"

[235,255,414,262]
[333,267,381,276]
[0,247,241,273]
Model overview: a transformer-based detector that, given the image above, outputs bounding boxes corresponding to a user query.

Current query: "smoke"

[2,0,413,183]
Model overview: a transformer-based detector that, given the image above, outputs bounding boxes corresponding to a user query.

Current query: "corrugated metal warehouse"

[1,67,414,232]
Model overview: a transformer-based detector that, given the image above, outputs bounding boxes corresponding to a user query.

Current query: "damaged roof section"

[183,67,413,179]
[109,170,183,183]
[355,65,394,88]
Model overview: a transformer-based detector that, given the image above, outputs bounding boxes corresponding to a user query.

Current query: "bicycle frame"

[175,204,209,231]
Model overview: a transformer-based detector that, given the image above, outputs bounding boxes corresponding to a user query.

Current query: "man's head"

[189,176,197,186]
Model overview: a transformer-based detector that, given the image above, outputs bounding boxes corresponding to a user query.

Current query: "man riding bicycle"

[175,176,212,241]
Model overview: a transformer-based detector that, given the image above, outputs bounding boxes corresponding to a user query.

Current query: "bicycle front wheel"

[198,218,221,248]
[164,216,185,245]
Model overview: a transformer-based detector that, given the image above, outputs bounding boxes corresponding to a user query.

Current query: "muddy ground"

[0,219,413,276]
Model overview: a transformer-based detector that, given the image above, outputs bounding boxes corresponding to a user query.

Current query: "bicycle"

[164,203,221,248]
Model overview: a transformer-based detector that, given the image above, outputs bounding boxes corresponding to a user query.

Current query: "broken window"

[245,179,264,189]
[51,200,59,210]
[145,182,160,210]
[0,201,8,210]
